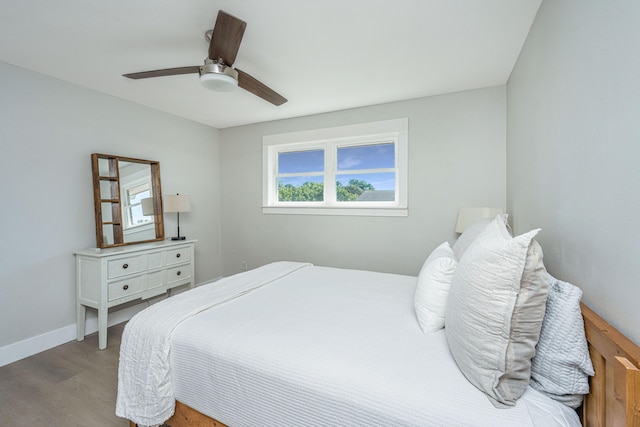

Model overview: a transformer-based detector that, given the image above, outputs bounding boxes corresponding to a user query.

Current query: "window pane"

[129,204,151,226]
[336,173,395,202]
[337,143,394,171]
[278,149,324,173]
[278,176,324,201]
[127,184,151,204]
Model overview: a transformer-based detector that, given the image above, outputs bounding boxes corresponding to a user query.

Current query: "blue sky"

[278,143,395,190]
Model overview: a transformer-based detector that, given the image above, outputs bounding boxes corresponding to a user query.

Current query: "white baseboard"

[0,304,144,367]
[0,279,223,368]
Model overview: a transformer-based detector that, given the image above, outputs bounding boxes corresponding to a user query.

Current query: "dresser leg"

[76,304,86,342]
[98,307,108,350]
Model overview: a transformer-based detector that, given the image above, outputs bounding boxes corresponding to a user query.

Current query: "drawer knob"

[176,253,181,258]
[177,271,182,276]
[123,284,129,290]
[123,263,129,269]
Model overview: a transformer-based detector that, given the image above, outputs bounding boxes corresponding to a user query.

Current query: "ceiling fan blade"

[208,10,246,66]
[123,66,200,79]
[236,68,287,106]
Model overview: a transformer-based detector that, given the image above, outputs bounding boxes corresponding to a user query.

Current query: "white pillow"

[451,217,492,260]
[530,274,594,408]
[445,215,549,408]
[414,242,457,333]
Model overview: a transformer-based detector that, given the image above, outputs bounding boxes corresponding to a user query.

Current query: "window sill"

[262,206,408,217]
[124,221,154,229]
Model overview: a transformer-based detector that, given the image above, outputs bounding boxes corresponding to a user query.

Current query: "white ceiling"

[0,0,541,129]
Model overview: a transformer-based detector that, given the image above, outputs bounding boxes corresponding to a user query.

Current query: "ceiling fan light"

[199,72,238,92]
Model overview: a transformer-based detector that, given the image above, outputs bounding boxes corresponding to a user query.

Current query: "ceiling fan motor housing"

[199,59,238,91]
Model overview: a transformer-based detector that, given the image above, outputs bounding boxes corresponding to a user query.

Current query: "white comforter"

[115,261,311,426]
[117,262,580,427]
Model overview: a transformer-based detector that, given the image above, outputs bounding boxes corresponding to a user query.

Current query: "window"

[263,118,408,216]
[121,181,153,229]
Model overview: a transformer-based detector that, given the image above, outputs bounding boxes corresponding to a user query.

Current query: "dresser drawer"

[107,255,145,279]
[75,239,196,349]
[108,275,145,301]
[166,264,192,286]
[165,247,191,266]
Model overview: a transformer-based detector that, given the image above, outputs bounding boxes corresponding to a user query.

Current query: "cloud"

[338,156,362,169]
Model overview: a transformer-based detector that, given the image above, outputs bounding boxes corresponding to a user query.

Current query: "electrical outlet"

[241,261,248,271]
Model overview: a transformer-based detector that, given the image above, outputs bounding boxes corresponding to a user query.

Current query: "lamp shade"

[164,194,191,213]
[455,207,504,233]
[140,197,155,216]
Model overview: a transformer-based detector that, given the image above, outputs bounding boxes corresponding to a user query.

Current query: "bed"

[117,218,640,427]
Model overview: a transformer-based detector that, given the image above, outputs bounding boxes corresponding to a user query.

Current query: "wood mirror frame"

[91,153,165,248]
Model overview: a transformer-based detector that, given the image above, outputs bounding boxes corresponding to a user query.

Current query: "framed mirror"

[91,153,165,248]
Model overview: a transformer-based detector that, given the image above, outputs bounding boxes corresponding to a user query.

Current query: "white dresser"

[75,239,196,349]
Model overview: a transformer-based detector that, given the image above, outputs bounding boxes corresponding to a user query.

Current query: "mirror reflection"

[91,154,164,248]
[118,161,156,243]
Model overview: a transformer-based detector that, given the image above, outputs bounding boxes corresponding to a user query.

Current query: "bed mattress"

[165,264,580,427]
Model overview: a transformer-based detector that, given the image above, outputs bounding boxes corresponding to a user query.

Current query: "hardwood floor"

[0,323,130,426]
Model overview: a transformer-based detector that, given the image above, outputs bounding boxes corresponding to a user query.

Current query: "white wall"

[0,61,222,353]
[220,86,507,277]
[507,0,640,345]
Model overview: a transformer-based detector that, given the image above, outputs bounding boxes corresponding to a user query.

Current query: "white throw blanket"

[115,261,312,426]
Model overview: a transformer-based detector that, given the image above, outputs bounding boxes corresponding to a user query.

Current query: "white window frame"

[263,118,408,216]
[121,178,153,230]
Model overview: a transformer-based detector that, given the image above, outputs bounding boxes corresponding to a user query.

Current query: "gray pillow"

[530,274,594,408]
[445,216,549,408]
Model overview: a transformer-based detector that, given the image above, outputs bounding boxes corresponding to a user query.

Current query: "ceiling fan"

[123,10,287,106]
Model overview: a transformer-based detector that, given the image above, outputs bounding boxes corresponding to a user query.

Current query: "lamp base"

[171,236,186,241]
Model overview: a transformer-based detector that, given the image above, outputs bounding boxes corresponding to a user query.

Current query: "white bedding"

[116,261,311,426]
[117,263,581,427]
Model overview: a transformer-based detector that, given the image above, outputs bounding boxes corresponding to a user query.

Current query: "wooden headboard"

[581,303,640,427]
